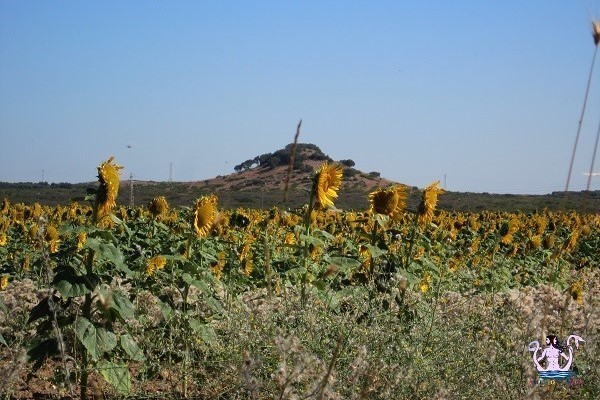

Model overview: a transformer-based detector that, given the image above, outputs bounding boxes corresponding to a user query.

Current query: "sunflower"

[193,194,218,238]
[593,18,600,45]
[528,235,542,250]
[76,232,87,251]
[211,251,226,280]
[315,163,343,209]
[45,225,60,253]
[569,279,584,305]
[417,181,444,225]
[22,254,31,271]
[96,157,123,221]
[499,217,519,245]
[146,255,167,276]
[0,275,8,290]
[148,196,169,218]
[284,232,296,245]
[419,272,431,293]
[369,185,407,221]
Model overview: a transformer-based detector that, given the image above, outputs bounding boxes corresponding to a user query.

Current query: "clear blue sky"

[1,1,599,194]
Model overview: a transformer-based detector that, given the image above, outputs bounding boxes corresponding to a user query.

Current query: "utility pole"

[129,173,134,207]
[169,162,173,182]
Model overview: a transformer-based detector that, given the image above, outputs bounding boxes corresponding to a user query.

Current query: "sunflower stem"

[300,177,318,307]
[403,212,420,270]
[369,221,379,278]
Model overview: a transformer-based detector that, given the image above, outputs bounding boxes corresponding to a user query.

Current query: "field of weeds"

[1,158,599,399]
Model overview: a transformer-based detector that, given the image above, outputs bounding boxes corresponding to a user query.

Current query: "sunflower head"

[593,19,600,46]
[569,279,584,305]
[146,255,167,276]
[45,225,61,253]
[499,217,519,245]
[148,196,169,218]
[314,163,343,209]
[417,181,444,225]
[96,157,123,222]
[192,194,218,238]
[76,232,87,251]
[369,185,407,221]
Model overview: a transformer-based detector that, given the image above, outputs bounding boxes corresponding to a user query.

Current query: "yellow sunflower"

[315,163,343,209]
[499,217,519,245]
[193,194,218,238]
[146,255,167,276]
[211,251,226,280]
[0,275,8,290]
[369,185,407,221]
[148,196,169,218]
[569,279,584,305]
[45,225,61,253]
[419,272,431,293]
[76,232,87,251]
[417,181,444,225]
[96,157,123,221]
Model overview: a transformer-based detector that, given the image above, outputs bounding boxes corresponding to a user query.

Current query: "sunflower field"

[1,158,599,399]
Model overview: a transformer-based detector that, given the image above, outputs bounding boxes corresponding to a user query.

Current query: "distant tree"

[340,159,356,168]
[368,171,381,178]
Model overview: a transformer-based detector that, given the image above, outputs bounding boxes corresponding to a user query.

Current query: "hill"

[1,143,599,213]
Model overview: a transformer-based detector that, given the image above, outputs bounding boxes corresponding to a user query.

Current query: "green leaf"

[110,214,132,237]
[0,332,7,346]
[0,297,6,313]
[188,319,217,345]
[53,266,99,298]
[84,237,129,274]
[109,291,135,321]
[156,298,172,320]
[97,360,131,395]
[182,273,212,295]
[75,317,117,361]
[120,334,145,362]
[182,273,224,313]
[325,256,361,275]
[365,244,387,258]
[313,229,335,241]
[299,234,325,247]
[374,213,389,229]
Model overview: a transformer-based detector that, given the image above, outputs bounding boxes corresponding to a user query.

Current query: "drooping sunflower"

[45,225,60,253]
[211,251,226,280]
[192,194,218,238]
[148,196,169,218]
[369,185,407,221]
[96,157,123,221]
[417,180,444,225]
[315,163,343,209]
[593,18,600,45]
[569,279,584,305]
[76,232,87,251]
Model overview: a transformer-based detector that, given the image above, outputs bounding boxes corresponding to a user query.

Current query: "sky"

[1,1,599,194]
